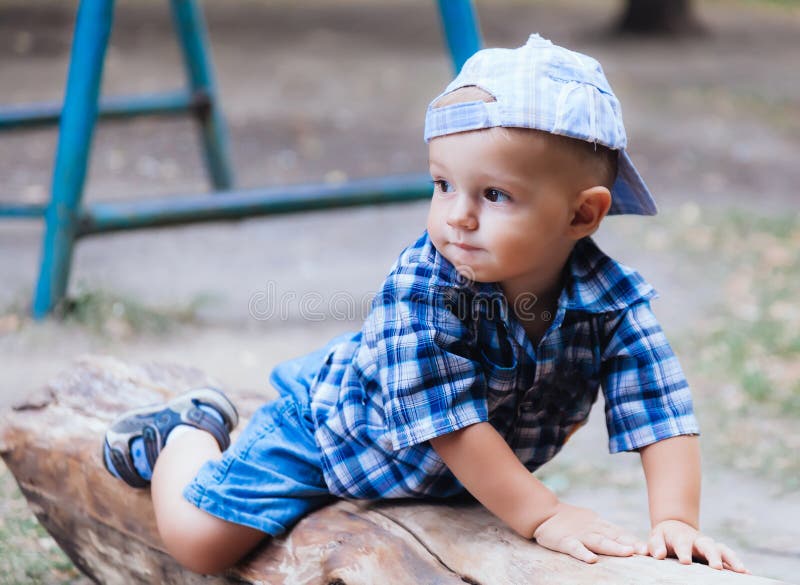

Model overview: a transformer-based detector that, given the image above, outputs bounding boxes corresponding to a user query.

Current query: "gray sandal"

[102,387,238,488]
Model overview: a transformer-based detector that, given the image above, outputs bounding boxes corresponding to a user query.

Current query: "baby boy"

[103,34,748,576]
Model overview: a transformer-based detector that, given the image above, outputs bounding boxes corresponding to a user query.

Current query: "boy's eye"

[432,179,454,193]
[485,188,510,203]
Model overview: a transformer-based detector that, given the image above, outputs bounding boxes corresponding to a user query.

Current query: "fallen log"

[0,355,785,584]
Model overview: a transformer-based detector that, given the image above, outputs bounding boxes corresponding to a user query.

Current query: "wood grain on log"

[0,356,786,584]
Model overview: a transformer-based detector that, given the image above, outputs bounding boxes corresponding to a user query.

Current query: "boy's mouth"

[452,242,481,251]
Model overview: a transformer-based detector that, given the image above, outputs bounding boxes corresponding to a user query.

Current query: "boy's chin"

[452,264,491,285]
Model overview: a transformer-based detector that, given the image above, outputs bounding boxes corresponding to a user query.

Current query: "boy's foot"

[103,387,238,488]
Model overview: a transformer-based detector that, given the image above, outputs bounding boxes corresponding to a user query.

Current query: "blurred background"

[1,0,799,582]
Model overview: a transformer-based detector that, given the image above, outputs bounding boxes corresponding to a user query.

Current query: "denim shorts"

[183,332,355,536]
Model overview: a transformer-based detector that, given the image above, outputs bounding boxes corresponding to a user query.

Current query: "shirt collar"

[558,237,657,313]
[422,232,656,321]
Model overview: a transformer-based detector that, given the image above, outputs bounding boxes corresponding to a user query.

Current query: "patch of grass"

[678,86,800,136]
[2,286,220,341]
[741,0,800,7]
[57,285,219,339]
[661,206,800,491]
[0,462,86,585]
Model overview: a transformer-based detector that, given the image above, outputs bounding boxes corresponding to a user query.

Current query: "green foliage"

[744,0,800,6]
[668,208,800,490]
[59,285,217,338]
[686,210,800,414]
[0,463,85,585]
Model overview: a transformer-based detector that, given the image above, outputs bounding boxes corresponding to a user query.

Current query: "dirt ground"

[1,0,799,582]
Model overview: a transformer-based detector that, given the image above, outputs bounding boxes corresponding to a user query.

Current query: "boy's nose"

[446,195,478,230]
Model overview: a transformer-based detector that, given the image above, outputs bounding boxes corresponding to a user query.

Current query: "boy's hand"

[648,520,749,574]
[532,502,648,563]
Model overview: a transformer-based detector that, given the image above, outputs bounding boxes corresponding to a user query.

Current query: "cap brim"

[609,150,658,216]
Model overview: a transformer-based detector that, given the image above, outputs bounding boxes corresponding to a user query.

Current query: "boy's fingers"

[597,521,647,548]
[596,521,625,537]
[661,529,693,564]
[593,523,647,556]
[694,537,723,570]
[718,543,748,573]
[560,537,598,564]
[722,560,750,574]
[615,534,649,555]
[582,533,635,557]
[672,536,694,564]
[609,531,636,546]
[648,533,667,559]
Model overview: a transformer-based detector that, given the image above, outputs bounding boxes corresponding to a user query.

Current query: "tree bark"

[0,356,785,584]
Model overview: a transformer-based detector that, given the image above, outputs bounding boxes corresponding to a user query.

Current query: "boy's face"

[427,128,580,291]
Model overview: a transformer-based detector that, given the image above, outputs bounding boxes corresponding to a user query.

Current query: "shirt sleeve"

[363,264,488,451]
[600,301,700,453]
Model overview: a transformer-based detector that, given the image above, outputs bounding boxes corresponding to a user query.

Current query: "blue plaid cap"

[424,34,657,216]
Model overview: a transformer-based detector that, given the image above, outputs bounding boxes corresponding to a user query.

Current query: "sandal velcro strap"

[142,425,162,471]
[107,445,149,488]
[185,406,231,451]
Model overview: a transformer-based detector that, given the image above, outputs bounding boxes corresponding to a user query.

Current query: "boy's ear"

[569,186,612,239]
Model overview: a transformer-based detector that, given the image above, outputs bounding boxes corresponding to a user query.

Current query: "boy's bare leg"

[150,429,265,575]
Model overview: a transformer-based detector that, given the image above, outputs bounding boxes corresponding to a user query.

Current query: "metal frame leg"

[26,0,479,318]
[436,0,482,73]
[169,0,234,190]
[32,0,116,319]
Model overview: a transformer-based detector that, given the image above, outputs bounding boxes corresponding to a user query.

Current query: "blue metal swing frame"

[0,0,482,318]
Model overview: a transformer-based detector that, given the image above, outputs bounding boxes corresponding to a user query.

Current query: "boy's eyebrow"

[428,158,445,173]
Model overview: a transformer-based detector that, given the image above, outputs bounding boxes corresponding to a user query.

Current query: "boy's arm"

[640,436,748,573]
[640,435,700,528]
[430,421,558,537]
[430,422,647,563]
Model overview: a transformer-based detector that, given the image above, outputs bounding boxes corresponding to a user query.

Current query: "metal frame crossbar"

[0,0,482,318]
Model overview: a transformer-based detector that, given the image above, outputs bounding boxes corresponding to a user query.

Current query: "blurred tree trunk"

[618,0,705,35]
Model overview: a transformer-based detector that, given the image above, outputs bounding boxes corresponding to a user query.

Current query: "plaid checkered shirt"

[308,231,699,499]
